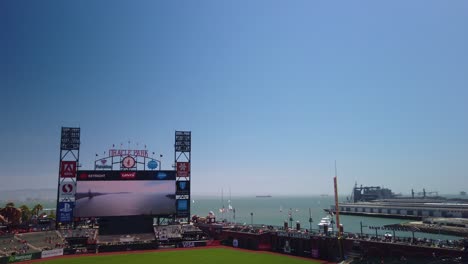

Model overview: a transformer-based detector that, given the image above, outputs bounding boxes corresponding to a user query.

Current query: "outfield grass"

[39,248,321,264]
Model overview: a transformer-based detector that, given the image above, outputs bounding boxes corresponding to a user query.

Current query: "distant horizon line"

[0,187,465,197]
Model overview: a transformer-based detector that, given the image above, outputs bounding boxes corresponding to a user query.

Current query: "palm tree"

[32,204,44,217]
[5,202,15,208]
[19,205,31,222]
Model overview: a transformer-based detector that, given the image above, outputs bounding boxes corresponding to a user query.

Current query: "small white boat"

[317,215,333,232]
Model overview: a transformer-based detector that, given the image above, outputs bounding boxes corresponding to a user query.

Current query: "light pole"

[360,221,368,236]
[250,212,253,225]
[159,154,163,170]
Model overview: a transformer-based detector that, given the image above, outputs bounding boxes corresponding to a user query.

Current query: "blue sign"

[156,172,167,180]
[177,200,188,211]
[176,181,190,194]
[147,160,158,170]
[58,202,74,222]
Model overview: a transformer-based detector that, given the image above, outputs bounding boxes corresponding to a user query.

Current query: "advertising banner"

[176,199,189,217]
[41,248,64,258]
[7,252,41,263]
[58,202,74,222]
[59,182,76,197]
[176,181,190,195]
[77,170,176,181]
[181,241,195,248]
[176,162,190,177]
[60,161,77,178]
[177,241,207,248]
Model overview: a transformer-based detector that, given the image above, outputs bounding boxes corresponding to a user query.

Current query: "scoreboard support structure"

[56,127,80,229]
[175,131,191,223]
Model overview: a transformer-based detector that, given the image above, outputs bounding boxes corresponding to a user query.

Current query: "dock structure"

[330,200,468,220]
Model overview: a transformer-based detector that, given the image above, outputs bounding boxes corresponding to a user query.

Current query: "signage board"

[77,170,176,181]
[120,171,136,179]
[60,161,77,178]
[7,253,40,263]
[108,149,148,157]
[58,202,74,222]
[41,249,64,258]
[61,127,80,150]
[175,142,191,152]
[59,182,76,197]
[176,181,190,195]
[177,199,189,211]
[147,160,158,170]
[96,159,112,169]
[176,162,190,177]
[175,131,191,152]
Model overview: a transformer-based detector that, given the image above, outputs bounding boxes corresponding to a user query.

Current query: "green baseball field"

[39,248,322,264]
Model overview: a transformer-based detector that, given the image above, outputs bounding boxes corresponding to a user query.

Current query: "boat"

[317,215,333,233]
[255,195,272,198]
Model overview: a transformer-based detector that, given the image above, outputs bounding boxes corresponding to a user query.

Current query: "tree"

[19,205,31,222]
[5,202,15,208]
[32,204,44,217]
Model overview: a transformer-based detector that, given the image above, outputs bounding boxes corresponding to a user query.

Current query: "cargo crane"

[412,188,438,199]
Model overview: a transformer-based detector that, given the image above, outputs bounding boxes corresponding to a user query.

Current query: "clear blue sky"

[1,0,467,195]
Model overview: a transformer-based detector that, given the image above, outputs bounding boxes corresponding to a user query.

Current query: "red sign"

[60,161,77,178]
[176,162,190,177]
[120,172,136,179]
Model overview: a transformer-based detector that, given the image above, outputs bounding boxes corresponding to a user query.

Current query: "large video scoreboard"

[74,170,176,218]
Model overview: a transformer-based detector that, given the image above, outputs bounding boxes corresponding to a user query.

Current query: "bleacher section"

[98,233,155,244]
[181,225,208,241]
[154,225,182,242]
[0,236,38,256]
[153,224,208,243]
[60,228,97,240]
[16,231,66,251]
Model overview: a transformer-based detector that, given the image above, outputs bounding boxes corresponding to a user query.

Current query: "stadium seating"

[60,228,97,239]
[98,233,155,244]
[16,231,66,250]
[154,225,182,241]
[0,236,38,255]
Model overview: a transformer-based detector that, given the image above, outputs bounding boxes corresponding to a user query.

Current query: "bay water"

[191,195,462,241]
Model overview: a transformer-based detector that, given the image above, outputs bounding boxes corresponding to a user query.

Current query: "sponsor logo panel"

[77,170,176,181]
[41,249,64,258]
[181,241,195,248]
[58,202,74,222]
[176,181,190,194]
[147,160,158,170]
[176,162,190,177]
[177,199,189,211]
[60,161,77,178]
[96,159,112,169]
[7,252,40,263]
[120,172,136,179]
[59,182,76,197]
